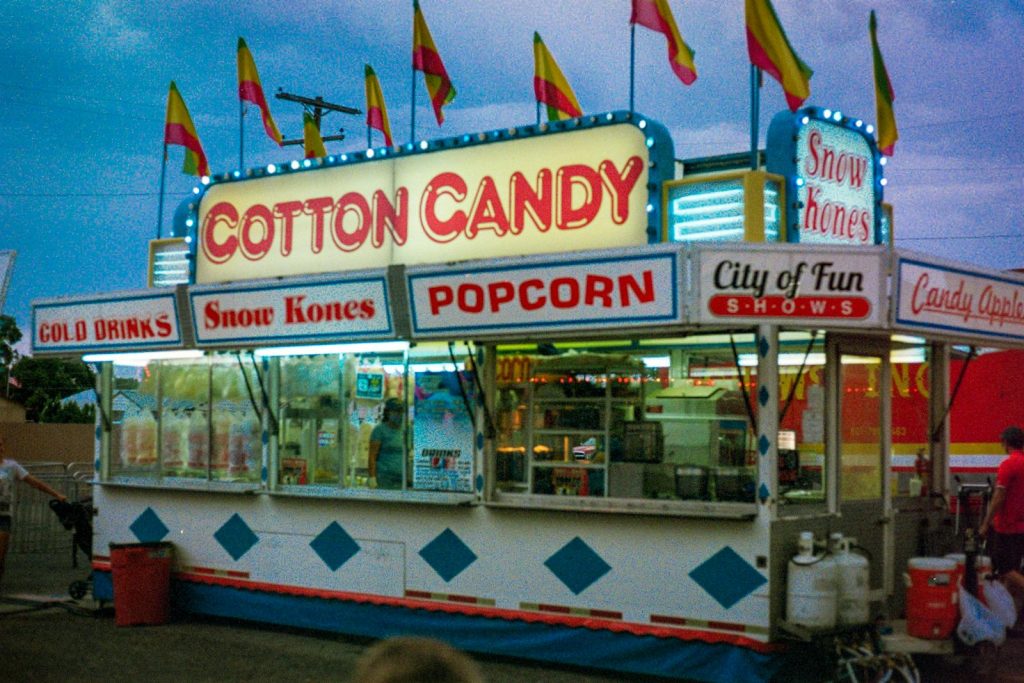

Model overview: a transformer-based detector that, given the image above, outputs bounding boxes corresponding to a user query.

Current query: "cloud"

[85,1,150,55]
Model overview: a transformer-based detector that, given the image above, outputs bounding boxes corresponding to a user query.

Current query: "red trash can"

[110,542,174,626]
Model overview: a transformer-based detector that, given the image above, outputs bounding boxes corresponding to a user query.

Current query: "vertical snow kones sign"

[767,107,885,246]
[190,115,673,284]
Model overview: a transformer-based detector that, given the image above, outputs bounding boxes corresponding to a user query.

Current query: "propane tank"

[834,537,870,625]
[786,531,837,629]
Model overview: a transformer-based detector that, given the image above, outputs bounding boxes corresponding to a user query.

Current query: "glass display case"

[526,354,644,497]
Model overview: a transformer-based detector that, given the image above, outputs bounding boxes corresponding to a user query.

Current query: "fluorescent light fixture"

[642,356,670,368]
[380,363,465,373]
[82,350,205,366]
[254,341,409,358]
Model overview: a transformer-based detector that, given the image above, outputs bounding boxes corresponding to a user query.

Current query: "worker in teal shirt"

[369,398,405,489]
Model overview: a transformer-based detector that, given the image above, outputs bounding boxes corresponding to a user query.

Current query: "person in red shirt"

[980,426,1024,577]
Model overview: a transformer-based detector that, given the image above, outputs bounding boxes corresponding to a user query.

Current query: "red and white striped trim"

[651,613,769,636]
[520,601,623,620]
[405,589,495,607]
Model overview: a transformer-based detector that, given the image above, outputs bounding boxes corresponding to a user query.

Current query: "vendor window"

[777,331,827,505]
[269,341,478,494]
[108,354,262,483]
[493,334,758,503]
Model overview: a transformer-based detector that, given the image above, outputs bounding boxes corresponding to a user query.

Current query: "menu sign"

[406,246,682,337]
[894,254,1024,341]
[33,290,184,354]
[189,274,393,346]
[695,246,885,326]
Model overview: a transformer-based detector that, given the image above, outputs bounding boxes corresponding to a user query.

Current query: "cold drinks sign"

[194,120,669,284]
[767,108,882,247]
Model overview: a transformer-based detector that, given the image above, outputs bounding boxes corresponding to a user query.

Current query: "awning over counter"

[30,244,1024,357]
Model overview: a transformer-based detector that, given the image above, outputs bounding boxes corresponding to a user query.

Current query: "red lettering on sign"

[708,294,870,319]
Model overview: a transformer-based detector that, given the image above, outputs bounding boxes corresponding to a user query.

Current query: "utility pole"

[275,90,361,147]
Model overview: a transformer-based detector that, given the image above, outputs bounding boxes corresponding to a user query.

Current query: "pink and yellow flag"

[303,112,326,159]
[412,0,456,125]
[365,64,394,147]
[164,81,210,177]
[630,0,697,86]
[870,11,898,156]
[237,37,283,145]
[745,0,812,111]
[533,32,583,122]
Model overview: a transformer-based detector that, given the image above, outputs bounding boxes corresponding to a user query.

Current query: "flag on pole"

[164,81,210,177]
[365,65,394,147]
[870,11,898,156]
[630,0,697,86]
[412,0,456,125]
[303,113,326,159]
[533,32,583,121]
[744,0,812,111]
[237,37,283,145]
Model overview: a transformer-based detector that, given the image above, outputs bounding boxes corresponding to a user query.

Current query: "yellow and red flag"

[630,0,697,86]
[870,11,898,156]
[365,64,394,147]
[164,81,210,177]
[745,0,812,111]
[302,113,326,159]
[412,0,456,125]
[533,32,583,121]
[237,37,283,145]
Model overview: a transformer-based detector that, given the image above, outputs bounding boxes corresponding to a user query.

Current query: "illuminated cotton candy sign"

[195,122,664,284]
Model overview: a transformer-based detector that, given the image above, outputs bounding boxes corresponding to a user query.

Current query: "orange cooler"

[906,557,958,639]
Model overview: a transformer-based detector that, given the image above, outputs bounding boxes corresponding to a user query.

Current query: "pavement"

[3,547,1024,682]
[0,550,629,683]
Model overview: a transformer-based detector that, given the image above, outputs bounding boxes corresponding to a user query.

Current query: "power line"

[0,191,190,198]
[897,234,1023,241]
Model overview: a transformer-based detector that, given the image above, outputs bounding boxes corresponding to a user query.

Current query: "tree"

[9,356,96,423]
[0,314,21,396]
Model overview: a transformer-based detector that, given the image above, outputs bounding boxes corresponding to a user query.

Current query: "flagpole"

[156,144,168,240]
[410,2,417,143]
[536,102,541,127]
[749,65,761,170]
[239,100,245,169]
[629,23,636,113]
[367,123,372,149]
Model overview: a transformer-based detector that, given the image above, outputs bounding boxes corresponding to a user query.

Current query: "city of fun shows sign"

[193,116,673,284]
[767,107,884,247]
[694,245,887,327]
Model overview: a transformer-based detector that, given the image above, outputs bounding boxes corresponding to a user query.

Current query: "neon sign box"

[177,112,673,284]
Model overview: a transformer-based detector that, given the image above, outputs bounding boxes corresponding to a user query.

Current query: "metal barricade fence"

[9,462,94,554]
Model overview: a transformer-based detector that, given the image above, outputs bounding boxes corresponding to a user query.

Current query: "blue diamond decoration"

[759,483,771,503]
[689,546,767,609]
[310,521,360,571]
[419,528,477,582]
[759,335,770,357]
[758,385,770,407]
[758,434,770,455]
[129,507,169,543]
[544,537,612,595]
[214,513,259,561]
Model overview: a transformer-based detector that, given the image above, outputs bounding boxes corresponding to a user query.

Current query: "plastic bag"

[982,578,1019,629]
[957,585,1006,646]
